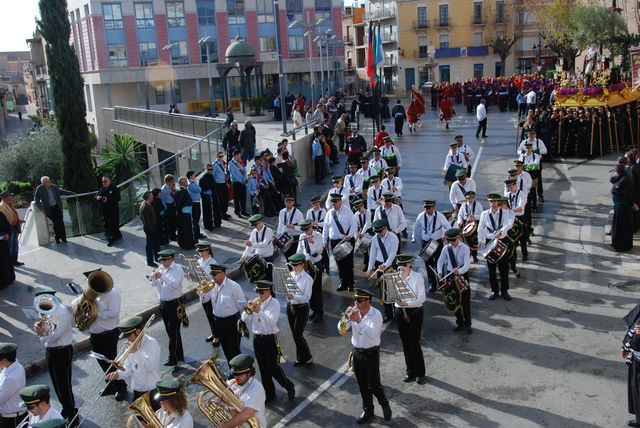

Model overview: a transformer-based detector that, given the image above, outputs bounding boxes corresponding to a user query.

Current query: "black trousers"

[232,182,247,214]
[528,185,538,210]
[46,345,77,420]
[164,203,177,239]
[309,261,324,316]
[159,299,184,361]
[454,276,472,327]
[253,334,292,398]
[286,303,312,362]
[395,307,425,377]
[214,313,241,363]
[486,240,509,293]
[214,183,229,215]
[260,188,277,216]
[353,346,389,414]
[191,201,201,238]
[47,204,67,242]
[143,226,159,265]
[314,156,324,184]
[516,215,528,258]
[394,118,404,136]
[0,413,27,428]
[475,118,487,137]
[201,300,217,337]
[536,164,544,198]
[90,329,126,390]
[103,209,121,241]
[331,238,355,289]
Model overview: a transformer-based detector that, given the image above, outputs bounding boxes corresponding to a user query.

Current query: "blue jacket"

[187,180,201,201]
[247,176,259,196]
[228,159,246,183]
[212,160,227,184]
[312,139,323,158]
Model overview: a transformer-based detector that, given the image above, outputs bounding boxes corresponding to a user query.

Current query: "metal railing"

[284,118,319,141]
[366,8,396,21]
[413,21,429,30]
[113,106,226,137]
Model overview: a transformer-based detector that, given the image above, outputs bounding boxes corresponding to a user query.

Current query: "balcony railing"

[343,35,353,45]
[366,8,396,21]
[435,18,449,28]
[381,32,397,43]
[472,16,485,25]
[413,21,429,30]
[382,57,397,66]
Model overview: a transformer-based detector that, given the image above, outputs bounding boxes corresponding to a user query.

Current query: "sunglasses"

[207,168,213,171]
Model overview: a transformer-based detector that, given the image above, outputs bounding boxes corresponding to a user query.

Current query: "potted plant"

[248,96,268,116]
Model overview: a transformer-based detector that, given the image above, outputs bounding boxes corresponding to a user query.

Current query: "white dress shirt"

[477,208,515,244]
[355,210,371,234]
[324,186,349,210]
[443,152,469,171]
[449,178,477,207]
[228,378,267,428]
[455,144,475,161]
[197,256,216,304]
[520,152,541,171]
[344,173,364,195]
[381,144,403,167]
[289,270,313,304]
[525,90,536,104]
[322,205,357,243]
[394,269,426,308]
[277,208,304,237]
[29,406,63,424]
[72,288,121,334]
[242,226,275,259]
[241,296,281,335]
[115,334,161,392]
[370,157,388,171]
[517,138,548,155]
[476,103,487,121]
[357,166,378,178]
[208,277,246,318]
[457,200,484,227]
[155,409,193,428]
[437,242,471,276]
[0,360,26,413]
[297,230,324,263]
[381,176,403,197]
[305,207,326,230]
[151,262,184,302]
[412,210,450,242]
[374,204,406,235]
[507,189,528,216]
[505,171,532,195]
[367,231,399,271]
[39,305,74,348]
[367,185,384,212]
[342,307,383,349]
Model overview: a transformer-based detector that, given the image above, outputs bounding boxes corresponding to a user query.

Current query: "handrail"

[284,118,319,140]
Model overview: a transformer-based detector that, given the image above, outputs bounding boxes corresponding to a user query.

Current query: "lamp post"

[328,39,344,92]
[313,30,334,98]
[314,36,325,100]
[162,43,177,104]
[139,53,150,110]
[288,16,327,106]
[198,35,215,116]
[273,0,288,134]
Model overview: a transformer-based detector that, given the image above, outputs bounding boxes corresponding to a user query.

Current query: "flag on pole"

[367,23,375,87]
[375,24,384,87]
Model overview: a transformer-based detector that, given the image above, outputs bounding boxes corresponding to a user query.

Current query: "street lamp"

[313,30,334,98]
[328,39,344,92]
[274,0,287,134]
[162,43,177,104]
[198,35,215,116]
[288,17,328,105]
[139,52,150,110]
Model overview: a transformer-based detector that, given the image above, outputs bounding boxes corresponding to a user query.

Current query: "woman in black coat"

[611,164,636,252]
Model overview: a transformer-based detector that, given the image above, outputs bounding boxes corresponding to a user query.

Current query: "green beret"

[196,242,212,251]
[332,175,343,183]
[34,288,56,297]
[465,191,476,197]
[505,178,517,185]
[118,316,143,336]
[155,378,182,401]
[360,158,369,164]
[513,160,523,166]
[370,176,381,183]
[20,385,50,406]
[385,167,396,173]
[396,254,413,265]
[487,193,502,201]
[354,288,374,299]
[157,249,175,260]
[0,342,17,357]
[455,169,467,178]
[210,264,227,274]
[329,193,343,201]
[372,219,388,232]
[229,354,255,375]
[288,253,306,265]
[351,199,364,210]
[248,214,263,224]
[508,169,519,176]
[299,219,313,229]
[32,419,67,428]
[524,141,533,146]
[310,196,321,204]
[255,280,274,291]
[499,196,509,203]
[423,200,436,208]
[284,195,296,201]
[382,192,395,201]
[445,228,461,239]
[454,135,464,140]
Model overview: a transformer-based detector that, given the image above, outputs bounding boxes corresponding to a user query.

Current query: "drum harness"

[487,209,503,238]
[424,212,441,244]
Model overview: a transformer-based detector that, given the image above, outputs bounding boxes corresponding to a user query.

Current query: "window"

[167,2,185,27]
[439,65,450,82]
[438,4,448,26]
[257,0,274,22]
[439,34,449,49]
[84,5,90,17]
[288,36,305,51]
[315,0,331,20]
[227,0,246,24]
[473,32,482,46]
[135,3,155,28]
[287,0,303,23]
[495,61,502,77]
[200,40,218,62]
[260,37,276,52]
[173,83,182,103]
[197,0,216,26]
[103,4,123,30]
[417,7,427,27]
[518,11,533,24]
[85,86,92,112]
[496,0,505,23]
[107,44,127,67]
[155,85,165,104]
[419,46,428,58]
[474,63,484,79]
[473,2,483,24]
[139,42,158,65]
[169,40,189,64]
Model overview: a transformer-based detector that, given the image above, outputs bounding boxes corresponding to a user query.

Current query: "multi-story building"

[0,51,30,110]
[25,31,53,117]
[64,0,343,142]
[342,5,365,94]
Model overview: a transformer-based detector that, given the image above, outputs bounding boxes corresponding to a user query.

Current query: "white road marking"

[470,146,484,180]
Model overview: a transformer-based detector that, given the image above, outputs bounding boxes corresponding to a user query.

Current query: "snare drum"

[243,255,268,283]
[355,232,373,256]
[480,238,508,264]
[332,240,354,261]
[462,221,479,250]
[274,232,294,253]
[507,218,524,243]
[418,239,442,263]
[440,279,462,313]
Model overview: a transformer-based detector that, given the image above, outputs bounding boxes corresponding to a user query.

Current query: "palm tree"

[99,133,144,183]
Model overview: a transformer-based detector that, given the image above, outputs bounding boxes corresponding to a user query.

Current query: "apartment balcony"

[382,57,398,67]
[434,18,449,28]
[366,8,397,21]
[381,32,397,43]
[343,35,353,45]
[471,16,485,25]
[413,21,429,31]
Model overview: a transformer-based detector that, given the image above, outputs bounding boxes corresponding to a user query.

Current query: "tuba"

[33,294,60,336]
[189,358,259,428]
[75,270,113,331]
[127,392,163,428]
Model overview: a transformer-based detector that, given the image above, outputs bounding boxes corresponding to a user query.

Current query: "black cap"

[332,176,343,183]
[396,254,413,265]
[310,196,321,204]
[423,200,436,208]
[454,135,463,140]
[329,193,343,201]
[487,193,502,201]
[505,178,517,185]
[0,342,17,358]
[210,264,227,274]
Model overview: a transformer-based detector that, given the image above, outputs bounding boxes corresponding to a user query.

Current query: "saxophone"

[180,254,214,295]
[127,392,163,428]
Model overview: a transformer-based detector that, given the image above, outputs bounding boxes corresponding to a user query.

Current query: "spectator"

[292,104,303,128]
[525,88,537,112]
[140,190,159,267]
[212,152,231,220]
[274,95,282,121]
[475,98,487,138]
[0,194,15,285]
[610,164,636,252]
[160,174,178,242]
[34,176,75,244]
[229,150,249,218]
[239,120,257,165]
[516,91,526,118]
[151,188,167,245]
[96,176,122,247]
[224,106,235,126]
[391,99,406,137]
[222,122,241,162]
[312,134,324,185]
[335,114,347,152]
[0,191,24,266]
[186,171,204,239]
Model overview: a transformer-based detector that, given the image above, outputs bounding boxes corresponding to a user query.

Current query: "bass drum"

[441,279,462,313]
[462,221,478,250]
[507,218,524,243]
[243,255,268,283]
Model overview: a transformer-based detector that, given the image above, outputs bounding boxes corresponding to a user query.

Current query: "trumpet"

[146,266,164,281]
[338,307,360,336]
[243,297,262,315]
[33,294,60,337]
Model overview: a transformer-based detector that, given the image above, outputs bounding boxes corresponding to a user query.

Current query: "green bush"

[0,181,33,195]
[545,70,556,79]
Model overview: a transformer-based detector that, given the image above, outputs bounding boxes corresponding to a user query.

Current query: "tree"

[38,0,94,193]
[572,3,628,56]
[98,133,144,184]
[484,0,517,76]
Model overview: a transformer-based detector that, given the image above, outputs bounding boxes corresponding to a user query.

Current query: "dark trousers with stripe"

[90,329,126,391]
[331,238,355,289]
[202,194,221,229]
[232,182,247,214]
[286,303,312,362]
[254,334,293,398]
[309,261,324,316]
[201,300,217,338]
[214,183,229,215]
[353,346,389,414]
[191,201,201,238]
[214,313,241,363]
[159,299,184,361]
[46,344,77,420]
[395,307,425,377]
[0,413,27,428]
[454,274,472,327]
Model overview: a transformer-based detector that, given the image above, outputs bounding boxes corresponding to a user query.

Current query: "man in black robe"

[96,176,122,246]
[0,196,15,286]
[622,305,640,427]
[199,164,221,231]
[611,164,636,252]
[175,177,195,250]
[391,100,406,137]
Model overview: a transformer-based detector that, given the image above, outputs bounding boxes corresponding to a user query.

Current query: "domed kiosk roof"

[225,35,256,62]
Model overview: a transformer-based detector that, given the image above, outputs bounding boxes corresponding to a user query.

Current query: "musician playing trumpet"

[457,191,483,262]
[286,253,314,367]
[240,214,274,264]
[365,219,399,323]
[297,219,325,322]
[195,242,218,345]
[218,354,267,428]
[436,228,472,333]
[394,255,427,384]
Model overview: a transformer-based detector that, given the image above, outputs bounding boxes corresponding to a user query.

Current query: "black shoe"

[382,316,393,323]
[212,337,221,347]
[514,271,521,278]
[522,256,528,263]
[628,420,640,427]
[501,292,512,301]
[147,262,158,268]
[473,256,478,263]
[348,286,354,292]
[163,358,177,366]
[356,411,374,424]
[14,261,24,266]
[539,196,544,203]
[416,376,428,385]
[336,285,348,292]
[205,335,215,343]
[402,230,408,238]
[62,239,68,243]
[452,325,464,333]
[287,383,296,401]
[382,403,392,421]
[114,389,127,402]
[403,375,416,383]
[428,285,437,293]
[446,123,449,129]
[464,326,473,334]
[489,292,499,300]
[313,314,323,323]
[482,135,487,138]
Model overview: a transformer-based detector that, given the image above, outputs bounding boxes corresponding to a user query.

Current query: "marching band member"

[394,255,427,383]
[505,179,528,265]
[339,288,392,424]
[353,199,372,270]
[218,354,267,428]
[449,169,476,213]
[195,242,218,344]
[498,197,521,279]
[34,289,78,422]
[373,193,407,248]
[442,141,469,175]
[517,130,547,203]
[366,219,399,323]
[323,193,358,292]
[206,264,246,364]
[520,141,542,212]
[366,176,384,220]
[381,168,403,200]
[436,228,472,333]
[370,149,388,173]
[20,385,62,425]
[150,250,184,366]
[477,193,515,301]
[457,191,483,262]
[297,220,324,322]
[240,281,296,403]
[154,378,193,428]
[324,176,349,210]
[71,270,126,400]
[32,419,66,428]
[0,342,26,428]
[509,163,532,194]
[412,200,451,292]
[106,316,161,403]
[344,163,365,201]
[357,158,378,179]
[305,196,329,275]
[240,215,275,263]
[286,253,314,366]
[380,137,403,172]
[453,135,475,176]
[277,196,304,260]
